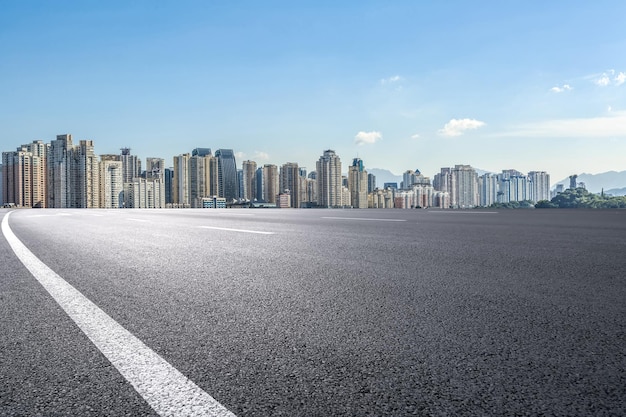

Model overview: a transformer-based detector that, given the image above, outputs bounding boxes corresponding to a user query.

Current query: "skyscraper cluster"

[1,134,551,209]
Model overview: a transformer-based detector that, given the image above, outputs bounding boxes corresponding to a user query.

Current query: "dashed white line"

[199,226,274,235]
[321,216,407,222]
[1,212,236,417]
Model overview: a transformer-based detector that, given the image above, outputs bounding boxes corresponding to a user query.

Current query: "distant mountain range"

[554,171,626,194]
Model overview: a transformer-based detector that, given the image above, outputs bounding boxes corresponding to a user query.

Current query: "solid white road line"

[1,212,236,417]
[127,218,149,222]
[199,226,274,234]
[321,216,407,222]
[427,211,498,214]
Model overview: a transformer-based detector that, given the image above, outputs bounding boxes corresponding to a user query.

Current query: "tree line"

[487,188,626,209]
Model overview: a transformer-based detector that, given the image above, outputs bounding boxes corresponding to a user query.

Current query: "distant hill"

[554,171,626,194]
[605,187,626,196]
[367,169,402,188]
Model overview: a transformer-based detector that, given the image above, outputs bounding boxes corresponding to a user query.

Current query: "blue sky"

[1,1,625,182]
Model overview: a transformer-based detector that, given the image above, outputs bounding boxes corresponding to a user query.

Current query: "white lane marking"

[127,218,149,222]
[321,216,407,222]
[199,226,274,235]
[1,212,236,417]
[427,211,498,214]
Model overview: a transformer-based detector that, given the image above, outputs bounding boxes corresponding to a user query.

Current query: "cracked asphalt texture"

[1,208,625,416]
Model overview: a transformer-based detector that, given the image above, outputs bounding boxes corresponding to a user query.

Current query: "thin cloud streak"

[496,111,626,138]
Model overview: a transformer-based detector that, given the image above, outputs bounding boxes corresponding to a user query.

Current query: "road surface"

[1,208,625,416]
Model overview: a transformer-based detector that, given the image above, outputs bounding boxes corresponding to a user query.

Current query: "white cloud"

[411,133,420,140]
[596,74,611,86]
[438,118,486,137]
[253,151,270,161]
[235,151,246,160]
[615,72,626,86]
[380,75,401,84]
[354,131,382,145]
[551,84,572,93]
[499,111,626,138]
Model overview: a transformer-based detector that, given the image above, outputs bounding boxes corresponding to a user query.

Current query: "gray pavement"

[1,208,625,416]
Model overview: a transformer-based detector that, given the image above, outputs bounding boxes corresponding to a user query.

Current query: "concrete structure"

[316,149,342,208]
[99,155,123,208]
[263,164,279,204]
[172,153,190,207]
[452,165,478,209]
[348,158,368,208]
[215,149,239,202]
[479,173,498,207]
[280,162,300,208]
[529,171,550,202]
[124,178,165,208]
[242,160,257,201]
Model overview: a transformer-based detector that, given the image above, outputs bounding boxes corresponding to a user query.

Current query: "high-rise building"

[569,175,578,190]
[192,148,212,157]
[164,168,174,204]
[47,134,73,208]
[0,164,3,206]
[256,167,265,201]
[146,158,165,180]
[348,158,368,208]
[1,140,48,208]
[2,148,32,207]
[479,173,498,207]
[189,154,204,207]
[452,165,478,208]
[280,162,300,208]
[215,149,239,202]
[99,154,123,208]
[173,153,190,207]
[120,148,141,184]
[367,173,376,193]
[71,140,100,208]
[124,178,165,208]
[528,171,550,202]
[242,160,257,201]
[316,149,342,208]
[263,164,279,204]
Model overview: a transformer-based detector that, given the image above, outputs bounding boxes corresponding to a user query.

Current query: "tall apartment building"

[146,157,165,180]
[46,135,98,208]
[47,134,73,208]
[124,178,165,208]
[452,165,478,208]
[263,164,279,204]
[367,173,376,193]
[348,158,368,208]
[316,149,342,208]
[280,162,300,208]
[241,160,257,202]
[72,140,99,208]
[121,148,141,183]
[1,140,47,208]
[528,171,550,202]
[172,153,190,207]
[0,163,3,205]
[215,149,239,202]
[478,173,498,207]
[2,148,32,207]
[99,154,123,208]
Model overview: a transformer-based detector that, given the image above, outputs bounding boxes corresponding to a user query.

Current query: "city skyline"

[1,2,626,182]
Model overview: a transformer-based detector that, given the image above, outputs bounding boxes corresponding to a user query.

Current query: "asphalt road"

[1,208,625,416]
